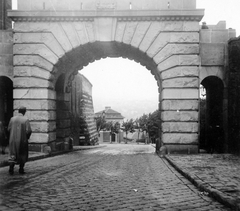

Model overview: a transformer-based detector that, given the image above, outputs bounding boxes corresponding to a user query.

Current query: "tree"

[122,119,135,144]
[95,116,106,136]
[147,110,161,139]
[136,110,161,144]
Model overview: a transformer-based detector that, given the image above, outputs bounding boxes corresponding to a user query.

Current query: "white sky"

[12,0,240,119]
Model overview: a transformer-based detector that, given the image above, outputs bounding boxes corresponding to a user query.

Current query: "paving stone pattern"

[166,154,240,210]
[0,144,230,210]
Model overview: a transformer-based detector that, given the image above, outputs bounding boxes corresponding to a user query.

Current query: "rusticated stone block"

[73,22,90,45]
[14,66,52,80]
[162,122,198,133]
[14,22,73,53]
[115,22,126,42]
[29,132,56,144]
[147,32,199,57]
[13,89,56,99]
[162,133,198,144]
[161,66,198,80]
[162,99,198,110]
[14,99,56,110]
[26,110,56,121]
[131,22,151,48]
[30,121,56,133]
[162,88,198,99]
[162,111,198,121]
[14,77,54,89]
[123,22,138,44]
[14,44,58,64]
[162,77,198,88]
[85,22,95,43]
[61,22,81,48]
[139,22,165,53]
[14,33,65,58]
[158,55,199,71]
[14,55,53,72]
[154,44,199,64]
[200,43,225,66]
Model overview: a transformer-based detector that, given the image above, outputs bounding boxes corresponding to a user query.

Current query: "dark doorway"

[0,76,13,129]
[200,76,224,153]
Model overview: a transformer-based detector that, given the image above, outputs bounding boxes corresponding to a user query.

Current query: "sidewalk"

[165,154,240,211]
[0,145,106,168]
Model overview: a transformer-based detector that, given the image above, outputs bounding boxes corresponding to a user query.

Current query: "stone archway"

[9,6,203,153]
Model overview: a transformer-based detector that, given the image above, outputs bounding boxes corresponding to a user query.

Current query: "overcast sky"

[12,0,240,119]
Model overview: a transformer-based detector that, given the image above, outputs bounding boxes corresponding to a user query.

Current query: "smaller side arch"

[200,66,226,87]
[0,76,13,128]
[199,76,225,153]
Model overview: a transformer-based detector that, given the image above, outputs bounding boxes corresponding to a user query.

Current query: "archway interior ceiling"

[56,41,160,86]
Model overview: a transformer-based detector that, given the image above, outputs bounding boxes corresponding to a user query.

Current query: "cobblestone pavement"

[165,154,240,210]
[0,144,230,211]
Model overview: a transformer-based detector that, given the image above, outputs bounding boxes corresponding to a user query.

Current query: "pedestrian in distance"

[8,106,32,175]
[0,121,8,154]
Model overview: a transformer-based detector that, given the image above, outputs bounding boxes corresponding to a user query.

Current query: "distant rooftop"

[95,106,124,120]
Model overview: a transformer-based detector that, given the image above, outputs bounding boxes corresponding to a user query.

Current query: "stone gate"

[4,0,236,153]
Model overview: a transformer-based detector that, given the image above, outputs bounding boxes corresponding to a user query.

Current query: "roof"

[95,107,124,119]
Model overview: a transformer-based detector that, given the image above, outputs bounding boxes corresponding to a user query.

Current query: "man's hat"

[18,106,27,113]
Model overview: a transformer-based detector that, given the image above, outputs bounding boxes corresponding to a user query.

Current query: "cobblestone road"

[0,144,230,211]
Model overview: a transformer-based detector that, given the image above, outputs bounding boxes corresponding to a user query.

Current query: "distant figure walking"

[8,107,32,175]
[0,121,8,154]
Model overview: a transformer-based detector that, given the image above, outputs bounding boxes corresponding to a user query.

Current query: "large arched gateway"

[6,0,235,153]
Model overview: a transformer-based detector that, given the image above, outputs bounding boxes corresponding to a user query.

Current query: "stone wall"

[199,21,236,153]
[18,0,196,10]
[228,36,240,154]
[71,74,98,146]
[0,30,13,78]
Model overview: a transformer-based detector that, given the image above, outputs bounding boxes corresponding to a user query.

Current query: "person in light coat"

[8,106,32,175]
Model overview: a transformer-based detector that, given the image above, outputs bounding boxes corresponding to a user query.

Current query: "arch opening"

[200,76,224,153]
[53,42,160,149]
[0,76,13,129]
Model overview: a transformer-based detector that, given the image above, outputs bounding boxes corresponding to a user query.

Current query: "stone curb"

[0,145,106,168]
[164,155,240,211]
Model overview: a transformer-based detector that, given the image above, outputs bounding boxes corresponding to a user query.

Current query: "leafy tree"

[136,110,161,142]
[147,110,161,139]
[122,119,135,143]
[95,116,106,135]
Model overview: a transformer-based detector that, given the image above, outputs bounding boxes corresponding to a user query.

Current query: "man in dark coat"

[8,107,32,175]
